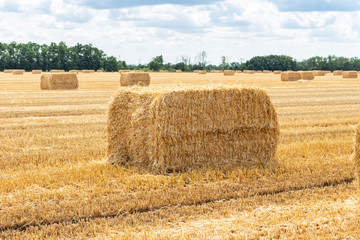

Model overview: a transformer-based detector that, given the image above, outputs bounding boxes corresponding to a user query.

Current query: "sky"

[0,0,359,64]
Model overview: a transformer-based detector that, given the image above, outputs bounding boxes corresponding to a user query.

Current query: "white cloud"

[0,0,359,64]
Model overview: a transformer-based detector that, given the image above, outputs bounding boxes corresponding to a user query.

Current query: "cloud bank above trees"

[0,0,359,64]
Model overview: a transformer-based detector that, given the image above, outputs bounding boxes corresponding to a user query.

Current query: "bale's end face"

[107,85,279,172]
[41,73,78,90]
[120,72,150,86]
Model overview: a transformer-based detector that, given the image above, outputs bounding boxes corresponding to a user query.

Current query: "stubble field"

[0,72,359,239]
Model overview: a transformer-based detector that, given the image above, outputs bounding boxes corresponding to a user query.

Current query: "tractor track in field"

[1,176,355,233]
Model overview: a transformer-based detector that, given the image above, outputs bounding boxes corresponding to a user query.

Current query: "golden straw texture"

[281,72,301,81]
[198,70,207,74]
[333,70,343,76]
[120,72,150,86]
[343,71,358,78]
[12,70,24,75]
[274,71,282,74]
[244,70,255,74]
[50,70,65,73]
[82,70,95,73]
[300,71,314,80]
[312,71,325,76]
[107,85,279,172]
[40,73,78,90]
[224,70,235,76]
[263,70,272,73]
[32,70,42,74]
[355,124,360,182]
[176,70,182,73]
[4,69,13,73]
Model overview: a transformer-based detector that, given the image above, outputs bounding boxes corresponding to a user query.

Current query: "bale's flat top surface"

[1,71,360,239]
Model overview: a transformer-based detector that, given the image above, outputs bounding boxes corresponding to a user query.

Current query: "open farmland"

[1,72,360,239]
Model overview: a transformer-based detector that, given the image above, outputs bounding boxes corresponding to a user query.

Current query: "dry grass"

[1,72,360,239]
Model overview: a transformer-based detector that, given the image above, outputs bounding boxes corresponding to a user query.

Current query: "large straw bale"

[281,72,301,81]
[32,70,42,74]
[300,71,314,80]
[41,73,78,90]
[333,70,343,76]
[198,70,207,74]
[343,71,358,78]
[274,71,282,74]
[224,70,235,76]
[107,85,279,172]
[355,124,360,181]
[176,70,182,73]
[12,70,25,75]
[50,70,65,73]
[120,72,150,86]
[312,71,325,76]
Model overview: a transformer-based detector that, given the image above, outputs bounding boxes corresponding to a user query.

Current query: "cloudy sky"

[0,0,359,64]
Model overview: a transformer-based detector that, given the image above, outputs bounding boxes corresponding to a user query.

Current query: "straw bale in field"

[50,70,65,73]
[97,70,103,73]
[4,69,13,73]
[256,70,263,73]
[160,70,168,73]
[312,71,325,76]
[263,70,272,73]
[198,70,206,74]
[120,72,150,86]
[41,73,78,90]
[274,71,282,74]
[107,85,279,172]
[333,70,343,76]
[224,70,235,76]
[300,71,314,80]
[12,70,25,75]
[236,70,242,73]
[193,70,199,73]
[176,70,182,73]
[355,124,360,181]
[69,70,78,73]
[119,70,131,73]
[32,70,42,74]
[244,70,255,74]
[343,71,358,78]
[82,70,95,73]
[281,72,301,81]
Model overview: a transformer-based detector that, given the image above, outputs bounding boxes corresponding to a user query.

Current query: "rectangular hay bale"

[120,72,150,86]
[333,70,343,76]
[198,70,206,74]
[343,71,358,78]
[41,73,78,90]
[281,72,301,81]
[224,70,235,76]
[107,85,279,172]
[32,70,42,74]
[300,71,314,80]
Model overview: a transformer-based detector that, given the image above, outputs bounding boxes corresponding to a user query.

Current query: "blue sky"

[0,0,359,64]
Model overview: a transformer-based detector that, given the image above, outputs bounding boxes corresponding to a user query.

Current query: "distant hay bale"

[256,70,263,73]
[119,70,131,73]
[333,70,343,76]
[224,70,235,76]
[244,70,255,74]
[198,70,207,74]
[193,70,199,73]
[355,124,360,181]
[107,85,279,172]
[97,70,103,73]
[263,70,272,73]
[300,71,314,80]
[50,70,65,73]
[274,71,282,74]
[4,69,13,73]
[120,72,150,86]
[12,70,25,75]
[176,70,182,73]
[41,73,78,90]
[160,70,168,73]
[312,71,325,76]
[32,70,42,74]
[281,72,301,81]
[236,70,242,73]
[343,71,358,78]
[82,70,95,73]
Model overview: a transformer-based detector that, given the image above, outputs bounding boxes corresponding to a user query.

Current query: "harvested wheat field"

[1,71,360,239]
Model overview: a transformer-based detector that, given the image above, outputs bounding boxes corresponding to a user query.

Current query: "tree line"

[0,42,359,72]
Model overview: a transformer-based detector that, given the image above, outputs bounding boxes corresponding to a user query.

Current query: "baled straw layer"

[312,71,325,76]
[107,85,279,172]
[343,71,358,78]
[12,70,25,75]
[41,73,78,90]
[333,70,343,76]
[120,72,150,86]
[355,124,360,181]
[300,71,314,80]
[198,70,206,74]
[224,70,235,76]
[281,72,301,81]
[50,70,65,73]
[32,70,42,74]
